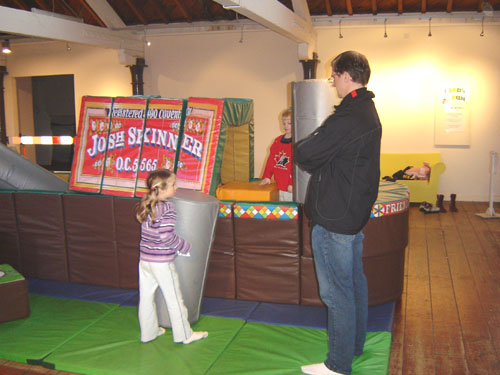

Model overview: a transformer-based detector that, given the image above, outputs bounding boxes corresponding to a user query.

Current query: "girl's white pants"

[138,260,193,343]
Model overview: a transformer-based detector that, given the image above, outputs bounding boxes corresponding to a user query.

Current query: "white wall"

[144,30,302,177]
[3,21,499,201]
[315,23,500,202]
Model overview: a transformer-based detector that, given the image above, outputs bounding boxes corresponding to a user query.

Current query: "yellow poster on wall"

[434,86,471,146]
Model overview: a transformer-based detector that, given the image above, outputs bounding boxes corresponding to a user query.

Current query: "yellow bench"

[380,153,446,203]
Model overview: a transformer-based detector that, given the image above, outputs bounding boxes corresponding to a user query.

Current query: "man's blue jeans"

[311,224,368,375]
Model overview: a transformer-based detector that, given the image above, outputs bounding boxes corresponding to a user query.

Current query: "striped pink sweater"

[139,201,191,262]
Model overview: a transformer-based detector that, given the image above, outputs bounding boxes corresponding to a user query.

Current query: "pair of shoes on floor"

[419,201,440,214]
[183,331,208,344]
[301,362,343,375]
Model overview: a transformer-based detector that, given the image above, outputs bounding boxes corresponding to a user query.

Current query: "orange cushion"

[216,181,279,202]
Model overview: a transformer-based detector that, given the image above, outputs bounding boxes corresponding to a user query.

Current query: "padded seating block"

[216,181,278,202]
[233,219,300,256]
[204,212,236,298]
[113,197,141,289]
[0,264,29,322]
[301,206,313,257]
[204,251,236,298]
[14,192,69,281]
[301,213,408,306]
[363,210,408,306]
[233,204,300,304]
[0,192,21,270]
[63,195,119,287]
[236,251,299,304]
[300,256,323,307]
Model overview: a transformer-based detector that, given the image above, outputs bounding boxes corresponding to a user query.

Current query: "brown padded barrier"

[300,210,409,306]
[0,278,29,323]
[0,191,408,307]
[300,256,324,306]
[234,217,300,304]
[204,216,236,298]
[63,194,120,287]
[15,193,69,282]
[362,210,409,306]
[0,192,21,271]
[113,197,141,289]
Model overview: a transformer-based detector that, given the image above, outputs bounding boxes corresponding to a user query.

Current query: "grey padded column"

[292,79,336,203]
[155,188,219,326]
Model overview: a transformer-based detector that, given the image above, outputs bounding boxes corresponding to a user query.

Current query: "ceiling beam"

[213,0,316,58]
[55,0,78,18]
[0,5,143,56]
[371,0,378,14]
[446,0,453,12]
[198,0,214,20]
[345,0,353,15]
[12,0,29,11]
[150,1,170,24]
[398,0,403,14]
[74,0,106,27]
[422,0,427,13]
[172,0,192,22]
[33,0,50,11]
[325,0,332,16]
[124,0,147,25]
[85,0,126,28]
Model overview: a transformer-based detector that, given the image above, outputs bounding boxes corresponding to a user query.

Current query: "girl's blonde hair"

[136,169,175,223]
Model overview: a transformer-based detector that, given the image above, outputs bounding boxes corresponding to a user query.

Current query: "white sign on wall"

[434,86,471,146]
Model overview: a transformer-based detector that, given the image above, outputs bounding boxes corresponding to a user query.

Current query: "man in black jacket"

[296,51,382,375]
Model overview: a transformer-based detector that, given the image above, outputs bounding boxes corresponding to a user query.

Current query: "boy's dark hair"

[331,51,371,86]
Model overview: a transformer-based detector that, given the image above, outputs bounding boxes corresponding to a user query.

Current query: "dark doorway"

[32,74,76,171]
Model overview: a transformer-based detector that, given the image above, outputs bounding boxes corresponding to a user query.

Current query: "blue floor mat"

[27,278,394,332]
[28,278,137,305]
[201,297,259,320]
[246,301,395,332]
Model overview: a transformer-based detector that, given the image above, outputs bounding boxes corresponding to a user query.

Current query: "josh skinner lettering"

[86,126,203,160]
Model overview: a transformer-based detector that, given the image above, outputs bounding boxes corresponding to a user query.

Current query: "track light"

[428,18,432,37]
[339,20,343,39]
[2,40,12,54]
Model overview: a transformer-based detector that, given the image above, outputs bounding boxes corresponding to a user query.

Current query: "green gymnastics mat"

[0,295,391,375]
[0,294,118,363]
[206,322,391,375]
[44,307,245,375]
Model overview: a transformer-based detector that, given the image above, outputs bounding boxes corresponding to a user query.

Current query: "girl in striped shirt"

[136,169,208,344]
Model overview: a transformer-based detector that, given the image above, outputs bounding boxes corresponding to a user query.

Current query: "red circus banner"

[135,98,186,197]
[176,97,225,195]
[70,96,113,193]
[100,97,148,197]
[70,96,243,198]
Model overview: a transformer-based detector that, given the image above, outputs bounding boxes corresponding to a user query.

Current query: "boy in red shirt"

[260,108,293,201]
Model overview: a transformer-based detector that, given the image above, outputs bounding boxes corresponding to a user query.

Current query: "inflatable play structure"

[0,87,406,375]
[0,88,408,309]
[0,143,69,191]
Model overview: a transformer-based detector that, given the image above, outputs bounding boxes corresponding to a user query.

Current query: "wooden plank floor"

[1,202,499,375]
[389,201,500,375]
